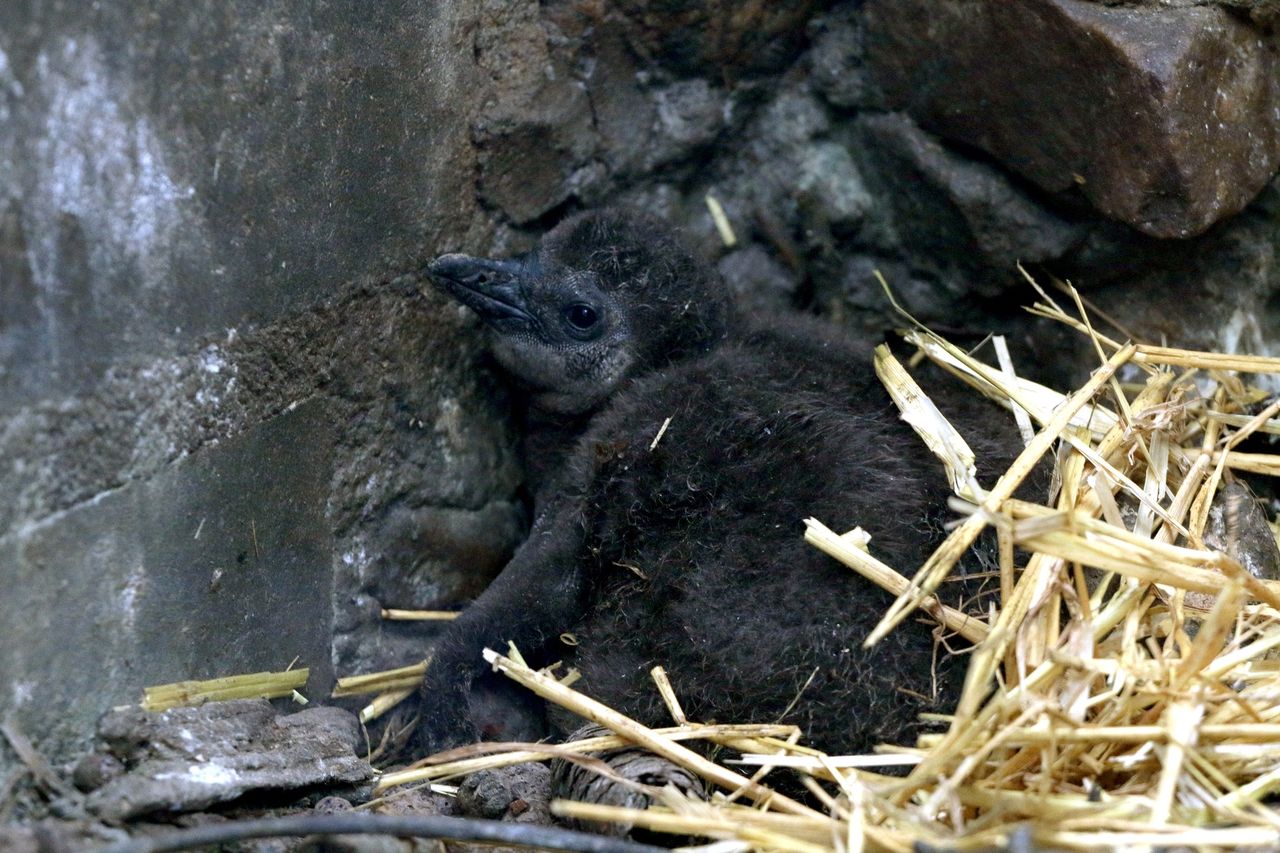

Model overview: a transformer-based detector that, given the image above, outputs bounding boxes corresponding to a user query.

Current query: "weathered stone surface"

[0,820,128,852]
[865,0,1280,237]
[0,401,339,763]
[587,28,659,178]
[1065,178,1280,395]
[1132,0,1280,23]
[0,1,495,406]
[1184,481,1280,610]
[646,79,727,168]
[855,113,1084,295]
[346,502,524,670]
[611,0,828,77]
[717,246,798,314]
[471,1,599,224]
[0,1,536,773]
[809,111,1085,342]
[734,87,854,235]
[799,141,873,227]
[83,701,371,820]
[457,764,551,823]
[0,274,523,765]
[807,4,870,110]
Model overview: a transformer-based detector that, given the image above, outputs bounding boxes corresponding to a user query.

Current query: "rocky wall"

[0,0,525,768]
[3,0,1280,784]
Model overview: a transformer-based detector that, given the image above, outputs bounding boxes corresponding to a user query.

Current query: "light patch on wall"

[10,680,34,707]
[157,762,239,787]
[28,36,198,297]
[0,44,24,109]
[0,46,20,194]
[199,345,227,375]
[119,562,147,634]
[0,46,21,93]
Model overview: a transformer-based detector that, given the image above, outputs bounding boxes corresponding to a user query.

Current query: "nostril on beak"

[428,254,509,291]
[427,254,469,280]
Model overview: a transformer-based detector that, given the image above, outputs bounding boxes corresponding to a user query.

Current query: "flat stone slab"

[83,700,371,821]
[866,0,1280,238]
[0,400,338,767]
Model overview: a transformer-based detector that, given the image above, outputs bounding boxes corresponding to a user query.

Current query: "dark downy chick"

[423,210,1019,756]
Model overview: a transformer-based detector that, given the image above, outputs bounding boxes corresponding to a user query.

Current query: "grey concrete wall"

[0,0,526,764]
[0,1,495,402]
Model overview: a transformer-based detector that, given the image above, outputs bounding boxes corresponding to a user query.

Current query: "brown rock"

[865,0,1280,238]
[611,0,825,76]
[1145,1,1280,25]
[85,701,372,821]
[471,0,599,224]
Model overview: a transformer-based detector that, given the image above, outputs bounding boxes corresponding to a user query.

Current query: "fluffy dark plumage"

[422,210,1020,756]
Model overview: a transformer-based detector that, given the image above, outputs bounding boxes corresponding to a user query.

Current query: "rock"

[865,0,1280,238]
[1204,481,1280,581]
[756,88,830,148]
[855,112,1083,296]
[71,753,125,793]
[796,141,872,230]
[0,276,525,763]
[0,2,526,772]
[0,2,494,406]
[1063,180,1280,397]
[807,5,871,110]
[314,795,356,814]
[360,501,524,628]
[84,701,372,821]
[1160,0,1280,23]
[718,86,837,236]
[0,820,128,853]
[1045,174,1280,388]
[612,0,826,76]
[717,246,799,314]
[647,79,727,167]
[0,401,343,764]
[473,73,598,224]
[299,834,417,853]
[307,795,418,853]
[471,1,598,224]
[1234,0,1280,22]
[456,764,551,824]
[587,28,659,177]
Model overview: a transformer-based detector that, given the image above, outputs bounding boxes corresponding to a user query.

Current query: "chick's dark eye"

[564,303,599,330]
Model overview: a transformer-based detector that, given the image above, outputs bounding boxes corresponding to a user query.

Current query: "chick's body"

[424,211,1015,755]
[553,319,1007,751]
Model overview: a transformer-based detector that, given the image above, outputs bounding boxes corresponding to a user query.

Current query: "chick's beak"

[427,254,533,324]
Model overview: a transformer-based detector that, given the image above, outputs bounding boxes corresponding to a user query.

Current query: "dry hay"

[375,283,1280,851]
[141,667,309,711]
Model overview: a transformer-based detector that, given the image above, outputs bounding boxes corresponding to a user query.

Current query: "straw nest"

[368,283,1280,852]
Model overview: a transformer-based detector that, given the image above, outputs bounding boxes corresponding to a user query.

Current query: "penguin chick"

[422,210,1018,756]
